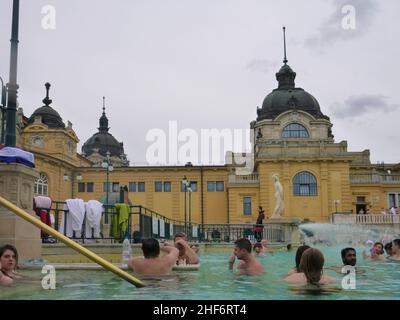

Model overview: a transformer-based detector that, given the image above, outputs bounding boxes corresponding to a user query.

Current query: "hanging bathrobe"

[59,199,85,238]
[84,200,103,238]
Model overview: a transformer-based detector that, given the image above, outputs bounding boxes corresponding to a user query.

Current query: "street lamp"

[102,151,113,223]
[0,76,7,144]
[5,0,20,147]
[182,176,191,235]
[188,185,192,239]
[63,172,82,198]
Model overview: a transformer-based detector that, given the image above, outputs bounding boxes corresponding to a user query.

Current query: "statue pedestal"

[267,217,302,246]
[0,163,41,260]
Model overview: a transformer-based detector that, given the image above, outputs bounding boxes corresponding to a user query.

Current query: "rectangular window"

[190,181,197,192]
[216,181,224,192]
[356,196,366,203]
[164,181,171,192]
[155,181,162,192]
[86,182,94,193]
[207,181,216,192]
[138,182,145,192]
[129,182,137,192]
[78,183,85,193]
[388,194,396,208]
[112,182,120,192]
[243,197,252,215]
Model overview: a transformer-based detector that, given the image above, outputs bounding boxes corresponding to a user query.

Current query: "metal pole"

[184,186,187,235]
[5,0,20,147]
[0,77,6,144]
[71,174,74,199]
[105,166,109,224]
[189,189,192,240]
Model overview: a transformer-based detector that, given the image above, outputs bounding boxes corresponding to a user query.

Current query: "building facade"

[15,61,400,224]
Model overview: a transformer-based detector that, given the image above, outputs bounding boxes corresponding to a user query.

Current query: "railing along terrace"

[350,173,400,184]
[332,213,400,225]
[36,201,200,244]
[228,173,259,184]
[200,224,285,243]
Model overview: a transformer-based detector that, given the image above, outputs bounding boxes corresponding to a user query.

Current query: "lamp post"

[63,172,82,198]
[188,184,192,240]
[0,76,6,144]
[5,0,20,147]
[182,176,190,235]
[102,151,113,224]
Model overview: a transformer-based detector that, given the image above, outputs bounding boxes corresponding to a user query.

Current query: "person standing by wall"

[254,206,265,242]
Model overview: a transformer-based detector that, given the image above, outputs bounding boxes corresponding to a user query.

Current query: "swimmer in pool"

[388,239,400,261]
[284,245,310,277]
[168,232,199,265]
[384,242,393,258]
[326,248,366,274]
[253,240,274,256]
[0,261,13,285]
[128,238,179,276]
[363,242,385,261]
[0,244,20,283]
[228,238,264,276]
[284,248,336,286]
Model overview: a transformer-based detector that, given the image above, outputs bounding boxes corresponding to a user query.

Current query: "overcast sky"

[0,0,399,165]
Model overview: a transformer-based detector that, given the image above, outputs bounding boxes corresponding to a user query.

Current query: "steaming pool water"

[1,246,400,300]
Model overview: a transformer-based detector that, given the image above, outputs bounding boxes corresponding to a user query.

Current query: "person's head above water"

[0,244,18,273]
[384,242,393,256]
[287,244,292,251]
[253,242,263,254]
[233,238,252,260]
[295,245,310,272]
[299,248,325,285]
[392,239,400,255]
[373,242,384,255]
[341,247,356,266]
[174,232,188,242]
[141,238,160,259]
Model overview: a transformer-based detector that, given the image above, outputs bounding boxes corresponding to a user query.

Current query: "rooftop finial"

[283,26,288,65]
[99,96,109,133]
[42,82,52,106]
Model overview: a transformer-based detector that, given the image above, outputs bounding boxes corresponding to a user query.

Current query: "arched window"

[34,173,48,196]
[293,172,317,196]
[282,123,309,138]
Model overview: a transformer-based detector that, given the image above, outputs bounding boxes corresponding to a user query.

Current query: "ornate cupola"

[81,97,129,167]
[256,27,329,122]
[28,83,65,128]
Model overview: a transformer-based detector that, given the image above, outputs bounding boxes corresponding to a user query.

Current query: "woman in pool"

[0,261,13,285]
[0,244,19,284]
[362,242,385,261]
[284,245,310,277]
[284,248,336,285]
[388,239,400,261]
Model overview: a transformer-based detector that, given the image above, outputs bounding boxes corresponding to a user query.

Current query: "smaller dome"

[82,131,124,158]
[28,83,65,129]
[81,98,127,159]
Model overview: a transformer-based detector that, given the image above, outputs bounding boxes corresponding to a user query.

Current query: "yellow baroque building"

[16,60,400,224]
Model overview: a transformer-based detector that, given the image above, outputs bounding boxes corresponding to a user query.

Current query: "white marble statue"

[271,174,284,219]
